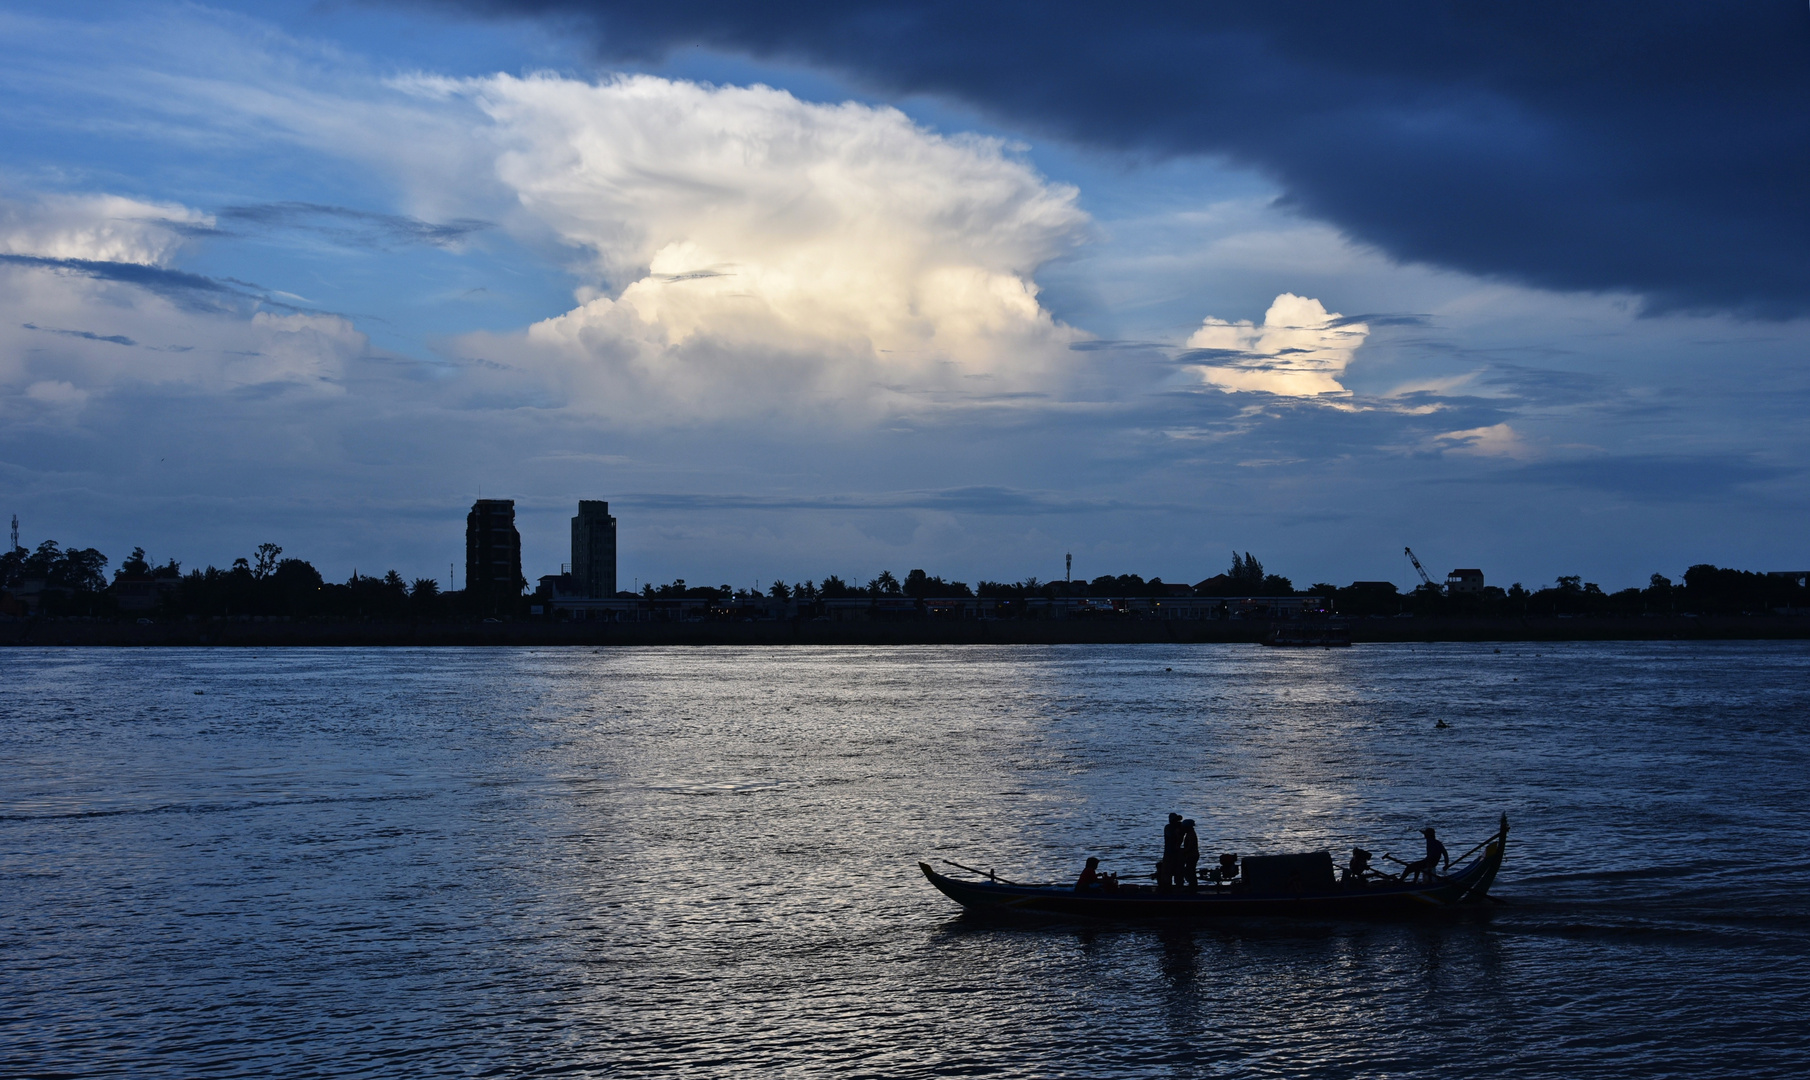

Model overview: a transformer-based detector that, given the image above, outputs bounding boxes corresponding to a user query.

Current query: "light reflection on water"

[2,642,1808,1077]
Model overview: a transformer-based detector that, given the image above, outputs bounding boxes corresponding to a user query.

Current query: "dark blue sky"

[1,1,1804,591]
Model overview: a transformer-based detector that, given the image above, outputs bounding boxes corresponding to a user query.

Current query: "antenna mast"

[9,514,16,553]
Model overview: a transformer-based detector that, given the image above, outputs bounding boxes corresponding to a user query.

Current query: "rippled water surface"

[3,642,1808,1077]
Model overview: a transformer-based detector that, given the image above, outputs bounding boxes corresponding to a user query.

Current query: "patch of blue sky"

[180,217,580,358]
[0,2,583,354]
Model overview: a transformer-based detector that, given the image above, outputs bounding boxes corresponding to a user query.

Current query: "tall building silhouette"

[571,500,617,598]
[466,499,523,609]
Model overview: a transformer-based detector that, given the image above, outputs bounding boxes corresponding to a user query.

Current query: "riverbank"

[4,614,1807,646]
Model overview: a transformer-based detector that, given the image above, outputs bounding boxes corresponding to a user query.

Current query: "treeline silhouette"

[4,540,1805,620]
[679,552,1303,602]
[1,541,459,620]
[638,553,1806,617]
[1318,568,1809,618]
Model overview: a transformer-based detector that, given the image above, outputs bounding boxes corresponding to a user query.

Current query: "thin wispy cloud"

[1488,455,1795,501]
[217,202,492,248]
[618,486,1166,515]
[21,323,137,347]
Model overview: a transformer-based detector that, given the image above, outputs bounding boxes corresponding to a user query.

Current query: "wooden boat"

[920,816,1507,919]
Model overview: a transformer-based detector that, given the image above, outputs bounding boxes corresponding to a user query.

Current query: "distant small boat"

[920,816,1507,919]
[1261,626,1352,647]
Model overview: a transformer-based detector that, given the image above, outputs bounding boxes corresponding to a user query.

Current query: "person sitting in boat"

[1401,827,1450,883]
[1342,847,1386,886]
[1075,857,1121,891]
[1178,819,1201,887]
[1161,812,1185,886]
[1076,857,1103,890]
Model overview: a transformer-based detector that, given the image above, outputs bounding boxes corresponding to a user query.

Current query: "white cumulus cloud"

[0,193,213,266]
[409,73,1092,418]
[1184,293,1369,397]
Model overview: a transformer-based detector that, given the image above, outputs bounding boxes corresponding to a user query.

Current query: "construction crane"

[1403,547,1439,591]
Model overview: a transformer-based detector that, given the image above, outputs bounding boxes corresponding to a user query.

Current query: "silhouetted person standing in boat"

[1179,819,1200,887]
[1161,812,1184,887]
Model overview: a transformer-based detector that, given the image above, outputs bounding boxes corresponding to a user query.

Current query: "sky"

[2,0,1806,593]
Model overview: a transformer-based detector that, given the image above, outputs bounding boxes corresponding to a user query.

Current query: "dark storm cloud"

[217,202,492,248]
[428,0,1810,317]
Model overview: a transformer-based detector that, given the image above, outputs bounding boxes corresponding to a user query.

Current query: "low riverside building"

[535,573,581,601]
[923,597,999,619]
[540,596,711,622]
[1026,595,1325,619]
[108,576,180,613]
[1446,568,1485,594]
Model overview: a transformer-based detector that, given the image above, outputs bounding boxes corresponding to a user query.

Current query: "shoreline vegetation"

[5,540,1807,646]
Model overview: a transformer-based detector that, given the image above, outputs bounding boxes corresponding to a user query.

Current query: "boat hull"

[921,827,1506,920]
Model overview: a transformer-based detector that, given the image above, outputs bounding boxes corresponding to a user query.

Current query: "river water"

[3,642,1807,1078]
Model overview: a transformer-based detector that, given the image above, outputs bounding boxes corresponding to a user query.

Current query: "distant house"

[109,578,168,612]
[536,573,581,601]
[9,578,48,615]
[1446,568,1485,594]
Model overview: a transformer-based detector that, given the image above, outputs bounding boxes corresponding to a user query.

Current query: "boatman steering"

[1403,827,1450,882]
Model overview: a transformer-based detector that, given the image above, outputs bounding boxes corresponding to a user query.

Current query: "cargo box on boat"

[1239,852,1336,894]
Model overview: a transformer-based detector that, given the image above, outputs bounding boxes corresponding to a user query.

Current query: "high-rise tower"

[571,501,617,598]
[465,499,523,611]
